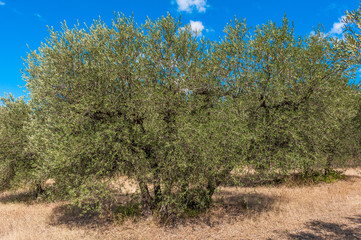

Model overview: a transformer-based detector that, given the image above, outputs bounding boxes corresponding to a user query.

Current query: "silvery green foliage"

[217,17,356,175]
[24,14,243,219]
[343,4,361,161]
[0,94,35,191]
[344,4,361,61]
[23,13,357,221]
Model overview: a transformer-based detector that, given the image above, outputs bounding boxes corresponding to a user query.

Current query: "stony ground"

[1,168,361,240]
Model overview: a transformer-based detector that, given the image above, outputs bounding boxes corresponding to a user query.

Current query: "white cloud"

[176,0,208,13]
[309,15,347,40]
[189,20,205,36]
[329,15,346,35]
[0,1,5,6]
[34,13,46,22]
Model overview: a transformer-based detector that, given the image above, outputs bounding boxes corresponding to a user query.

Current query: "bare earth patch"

[1,168,361,240]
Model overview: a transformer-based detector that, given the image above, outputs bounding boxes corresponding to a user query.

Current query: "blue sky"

[0,0,359,98]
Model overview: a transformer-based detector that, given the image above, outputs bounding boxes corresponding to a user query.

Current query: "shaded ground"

[288,216,361,240]
[0,168,361,240]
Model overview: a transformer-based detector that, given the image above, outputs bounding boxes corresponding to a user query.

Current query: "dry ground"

[1,169,361,240]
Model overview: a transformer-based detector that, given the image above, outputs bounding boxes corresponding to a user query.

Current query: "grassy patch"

[311,169,346,184]
[114,202,141,223]
[277,169,346,186]
[182,207,206,218]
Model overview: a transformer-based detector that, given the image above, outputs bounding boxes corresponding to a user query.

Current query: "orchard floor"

[1,169,361,240]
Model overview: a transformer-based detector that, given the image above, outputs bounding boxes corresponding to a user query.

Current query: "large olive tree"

[24,14,242,219]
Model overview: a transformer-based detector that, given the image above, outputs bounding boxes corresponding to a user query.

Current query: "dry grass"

[1,168,361,240]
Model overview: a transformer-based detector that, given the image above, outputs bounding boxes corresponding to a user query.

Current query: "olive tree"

[0,94,36,191]
[22,12,357,221]
[343,3,361,161]
[344,3,361,61]
[24,14,242,220]
[216,17,356,175]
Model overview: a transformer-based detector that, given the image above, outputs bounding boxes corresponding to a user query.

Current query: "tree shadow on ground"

[177,190,280,228]
[48,203,114,229]
[48,192,136,229]
[48,188,280,229]
[0,190,37,204]
[346,215,361,224]
[215,190,278,217]
[288,216,361,239]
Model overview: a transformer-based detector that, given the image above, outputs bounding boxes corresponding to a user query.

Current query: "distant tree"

[0,94,35,191]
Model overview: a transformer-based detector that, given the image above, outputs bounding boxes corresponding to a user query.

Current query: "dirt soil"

[1,168,361,240]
